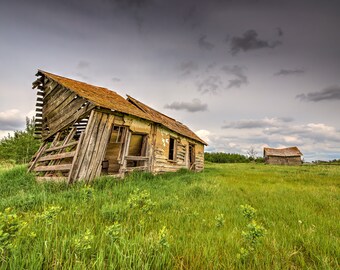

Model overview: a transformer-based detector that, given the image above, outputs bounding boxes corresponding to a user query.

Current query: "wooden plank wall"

[33,75,95,140]
[103,129,123,174]
[28,128,83,181]
[69,110,115,183]
[266,156,302,165]
[152,126,205,173]
[194,143,205,171]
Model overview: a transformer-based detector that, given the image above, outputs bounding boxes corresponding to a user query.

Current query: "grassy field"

[0,163,339,269]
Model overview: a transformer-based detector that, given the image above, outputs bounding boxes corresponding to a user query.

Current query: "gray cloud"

[222,117,293,129]
[230,29,282,55]
[296,85,340,102]
[75,73,90,81]
[0,110,26,130]
[197,75,223,94]
[221,65,248,89]
[274,69,305,76]
[276,27,283,37]
[179,61,199,77]
[77,60,90,69]
[223,119,275,129]
[194,64,248,94]
[278,117,294,123]
[198,35,215,51]
[112,77,121,82]
[183,5,196,22]
[164,99,208,112]
[263,123,340,143]
[115,0,153,9]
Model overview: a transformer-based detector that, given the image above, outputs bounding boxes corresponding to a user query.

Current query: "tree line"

[204,152,264,163]
[0,118,40,164]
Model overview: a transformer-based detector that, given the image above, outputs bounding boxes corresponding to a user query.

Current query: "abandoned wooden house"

[263,147,303,165]
[29,70,207,183]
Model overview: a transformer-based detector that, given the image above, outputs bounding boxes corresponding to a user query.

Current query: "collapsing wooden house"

[29,70,207,183]
[263,147,303,165]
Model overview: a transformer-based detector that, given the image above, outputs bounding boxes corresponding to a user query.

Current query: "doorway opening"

[189,143,195,170]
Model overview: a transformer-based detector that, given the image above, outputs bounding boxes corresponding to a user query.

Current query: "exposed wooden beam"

[45,141,78,153]
[125,156,149,161]
[34,164,72,172]
[38,151,76,162]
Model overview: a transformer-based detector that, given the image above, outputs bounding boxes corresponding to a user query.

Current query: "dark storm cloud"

[179,61,199,77]
[296,85,340,102]
[230,30,282,55]
[198,35,215,51]
[183,5,196,22]
[274,69,305,76]
[164,99,207,112]
[194,64,248,94]
[197,75,223,94]
[221,65,248,89]
[114,0,153,9]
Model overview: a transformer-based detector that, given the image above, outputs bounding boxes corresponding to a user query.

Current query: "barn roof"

[126,95,207,145]
[37,70,207,145]
[264,147,302,157]
[38,71,150,121]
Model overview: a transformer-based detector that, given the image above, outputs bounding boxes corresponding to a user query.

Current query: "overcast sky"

[1,0,340,161]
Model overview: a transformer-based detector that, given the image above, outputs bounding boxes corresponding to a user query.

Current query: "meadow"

[0,162,339,269]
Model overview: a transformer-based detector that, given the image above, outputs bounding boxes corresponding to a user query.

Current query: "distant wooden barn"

[29,70,206,183]
[263,147,303,165]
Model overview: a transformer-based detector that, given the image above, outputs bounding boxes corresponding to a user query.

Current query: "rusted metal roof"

[264,147,302,157]
[38,70,206,145]
[127,95,207,145]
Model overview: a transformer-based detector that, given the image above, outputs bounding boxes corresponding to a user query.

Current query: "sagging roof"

[39,71,150,121]
[37,70,207,145]
[126,95,207,145]
[264,147,302,157]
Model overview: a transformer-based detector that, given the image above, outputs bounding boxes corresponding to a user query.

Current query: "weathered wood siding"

[35,76,94,140]
[70,110,115,182]
[152,125,204,173]
[194,143,205,171]
[102,115,205,174]
[265,156,302,165]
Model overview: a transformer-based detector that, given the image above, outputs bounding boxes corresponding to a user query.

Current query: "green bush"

[0,118,40,164]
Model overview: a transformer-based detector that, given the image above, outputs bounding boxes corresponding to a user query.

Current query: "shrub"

[127,188,156,214]
[237,204,266,261]
[0,118,40,164]
[0,208,26,257]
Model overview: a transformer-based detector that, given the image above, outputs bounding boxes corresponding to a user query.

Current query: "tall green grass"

[0,163,339,269]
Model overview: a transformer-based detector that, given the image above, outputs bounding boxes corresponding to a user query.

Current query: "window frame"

[168,136,177,162]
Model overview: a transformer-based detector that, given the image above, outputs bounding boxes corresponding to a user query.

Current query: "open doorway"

[126,133,148,167]
[103,128,149,175]
[102,126,125,174]
[189,143,195,170]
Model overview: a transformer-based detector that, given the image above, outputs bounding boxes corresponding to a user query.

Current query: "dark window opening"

[168,137,176,161]
[189,143,195,170]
